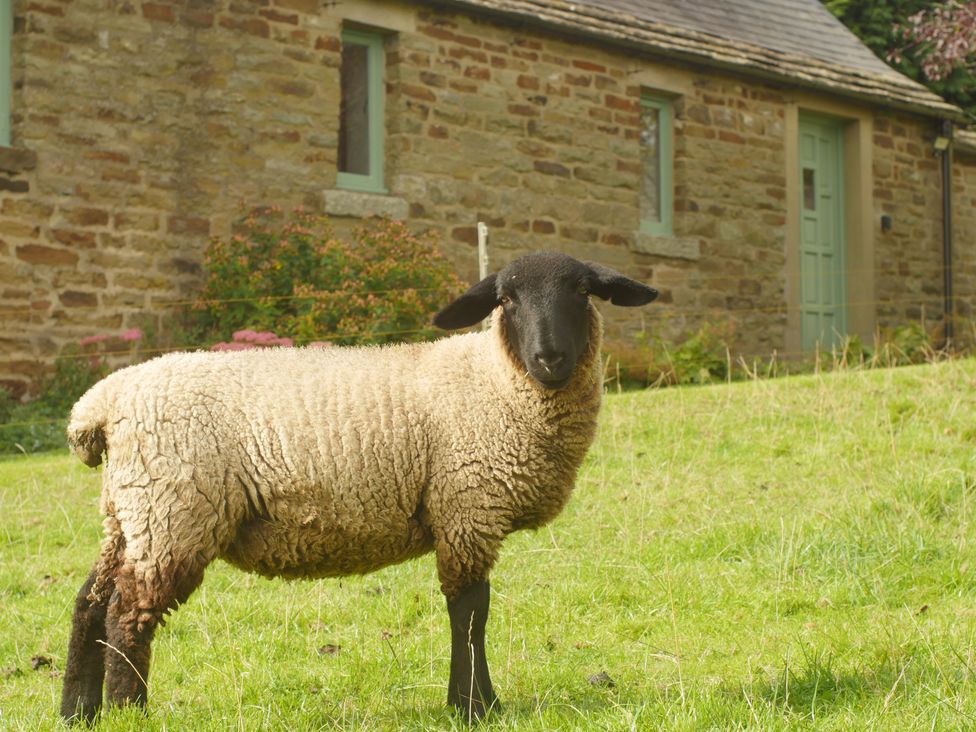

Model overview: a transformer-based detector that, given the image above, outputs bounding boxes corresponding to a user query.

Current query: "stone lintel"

[321,189,409,220]
[633,233,701,261]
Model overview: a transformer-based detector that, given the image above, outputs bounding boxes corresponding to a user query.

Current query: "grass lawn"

[2,359,976,730]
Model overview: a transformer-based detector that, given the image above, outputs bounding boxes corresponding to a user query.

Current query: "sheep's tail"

[66,378,113,468]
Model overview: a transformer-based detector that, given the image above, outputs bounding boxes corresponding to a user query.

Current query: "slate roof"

[595,0,898,79]
[447,0,963,119]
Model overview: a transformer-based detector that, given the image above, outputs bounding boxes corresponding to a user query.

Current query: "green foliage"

[664,323,732,385]
[823,0,976,119]
[605,319,947,390]
[605,323,734,388]
[193,208,464,346]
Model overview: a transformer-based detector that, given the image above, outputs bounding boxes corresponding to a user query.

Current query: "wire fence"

[1,280,971,438]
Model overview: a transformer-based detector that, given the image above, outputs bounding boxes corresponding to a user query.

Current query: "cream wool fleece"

[68,306,603,602]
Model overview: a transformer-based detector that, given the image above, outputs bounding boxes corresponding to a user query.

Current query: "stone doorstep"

[321,189,409,220]
[632,232,702,261]
[0,146,38,175]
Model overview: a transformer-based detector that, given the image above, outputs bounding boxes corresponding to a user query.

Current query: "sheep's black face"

[433,252,658,390]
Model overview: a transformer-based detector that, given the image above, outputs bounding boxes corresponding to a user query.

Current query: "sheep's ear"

[433,273,499,329]
[585,262,658,306]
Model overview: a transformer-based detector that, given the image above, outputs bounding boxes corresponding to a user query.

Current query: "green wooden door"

[799,116,846,351]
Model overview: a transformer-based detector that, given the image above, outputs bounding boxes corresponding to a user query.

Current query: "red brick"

[142,3,175,22]
[315,35,340,52]
[451,226,478,245]
[275,0,320,12]
[167,216,210,236]
[605,94,638,113]
[464,66,490,81]
[64,208,110,227]
[26,2,64,16]
[259,8,298,24]
[572,59,606,73]
[532,219,555,234]
[0,177,29,193]
[402,84,436,102]
[16,245,79,266]
[719,130,745,145]
[508,104,539,117]
[59,290,98,308]
[181,10,214,28]
[52,229,97,248]
[517,74,539,90]
[419,25,482,48]
[533,160,569,177]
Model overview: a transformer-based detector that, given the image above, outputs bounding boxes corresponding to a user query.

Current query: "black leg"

[446,580,498,722]
[103,584,155,711]
[61,568,114,724]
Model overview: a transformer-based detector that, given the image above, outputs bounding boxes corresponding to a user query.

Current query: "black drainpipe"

[939,119,954,346]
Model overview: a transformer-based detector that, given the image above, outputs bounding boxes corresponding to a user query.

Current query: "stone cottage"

[0,0,973,397]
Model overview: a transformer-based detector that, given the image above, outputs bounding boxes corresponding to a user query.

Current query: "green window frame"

[639,95,673,236]
[336,29,385,194]
[0,0,11,147]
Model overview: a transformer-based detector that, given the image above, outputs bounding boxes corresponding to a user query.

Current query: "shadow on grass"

[737,645,914,720]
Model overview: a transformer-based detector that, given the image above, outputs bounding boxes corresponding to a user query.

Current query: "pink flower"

[270,337,293,347]
[232,329,259,342]
[252,331,277,343]
[118,328,143,342]
[79,334,110,346]
[211,341,254,351]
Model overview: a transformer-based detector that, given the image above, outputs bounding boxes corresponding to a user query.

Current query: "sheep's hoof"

[449,694,500,723]
[59,703,100,726]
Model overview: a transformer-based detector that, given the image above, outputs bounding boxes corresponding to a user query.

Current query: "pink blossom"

[232,329,259,342]
[251,331,278,343]
[118,328,143,342]
[211,341,254,351]
[270,337,294,347]
[79,334,110,346]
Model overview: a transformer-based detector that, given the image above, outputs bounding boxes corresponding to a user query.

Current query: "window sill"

[321,188,409,220]
[0,146,37,174]
[632,232,701,261]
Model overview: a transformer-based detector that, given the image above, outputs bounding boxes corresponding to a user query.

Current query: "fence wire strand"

[1,280,970,435]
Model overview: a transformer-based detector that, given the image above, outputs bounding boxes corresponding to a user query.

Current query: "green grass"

[3,360,976,730]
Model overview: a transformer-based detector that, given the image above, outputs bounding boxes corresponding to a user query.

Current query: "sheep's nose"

[533,351,566,374]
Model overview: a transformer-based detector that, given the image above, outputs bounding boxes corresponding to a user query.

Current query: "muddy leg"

[103,564,205,711]
[60,568,115,723]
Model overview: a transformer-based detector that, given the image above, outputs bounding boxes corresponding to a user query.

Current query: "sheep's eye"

[500,294,512,305]
[577,282,589,296]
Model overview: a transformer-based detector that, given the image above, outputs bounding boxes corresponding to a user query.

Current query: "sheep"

[59,251,657,723]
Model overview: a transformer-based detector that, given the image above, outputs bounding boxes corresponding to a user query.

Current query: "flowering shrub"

[193,208,464,346]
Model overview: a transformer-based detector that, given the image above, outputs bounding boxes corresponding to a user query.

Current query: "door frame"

[799,113,847,350]
[785,98,875,356]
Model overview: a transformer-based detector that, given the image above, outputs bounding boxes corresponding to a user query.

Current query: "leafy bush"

[192,208,464,346]
[0,329,142,456]
[604,323,734,388]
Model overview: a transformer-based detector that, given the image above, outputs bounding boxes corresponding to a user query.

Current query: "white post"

[477,222,489,330]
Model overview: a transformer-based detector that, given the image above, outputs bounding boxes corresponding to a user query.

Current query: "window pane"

[640,104,661,223]
[803,168,816,211]
[339,42,370,176]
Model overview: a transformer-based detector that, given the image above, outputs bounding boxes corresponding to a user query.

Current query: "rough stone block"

[321,189,409,220]
[632,234,701,261]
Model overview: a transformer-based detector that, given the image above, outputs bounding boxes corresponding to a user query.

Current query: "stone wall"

[952,147,976,340]
[872,113,950,336]
[0,0,969,397]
